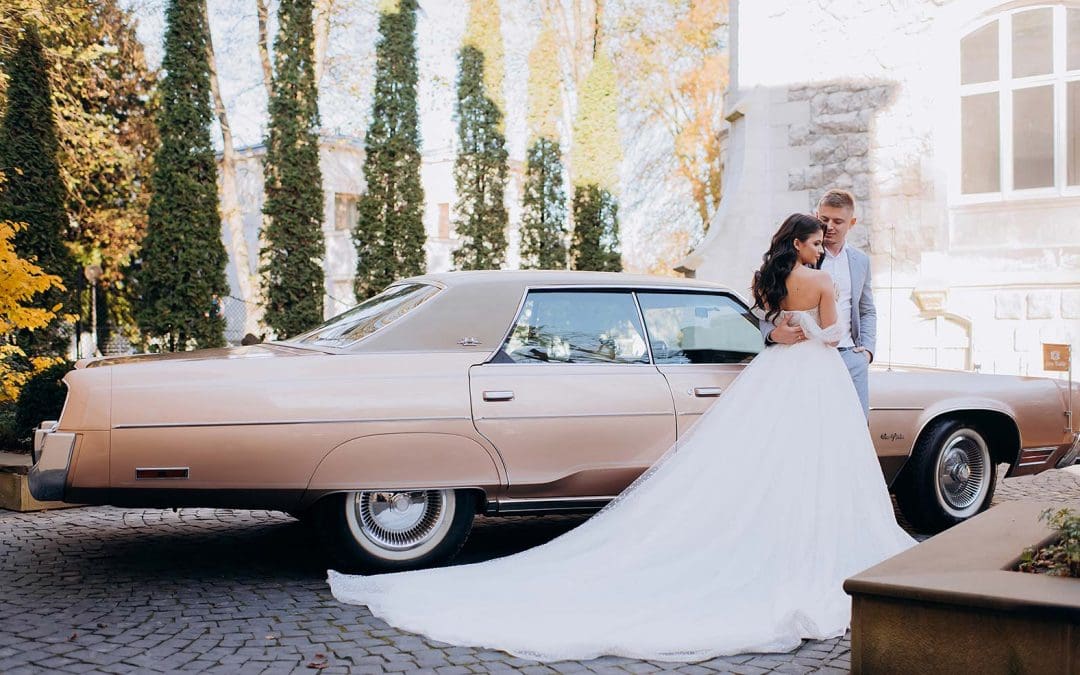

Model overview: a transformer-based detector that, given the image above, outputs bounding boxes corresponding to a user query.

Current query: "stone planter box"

[0,453,78,512]
[845,500,1080,675]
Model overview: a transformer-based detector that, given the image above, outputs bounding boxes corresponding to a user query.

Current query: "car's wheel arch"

[894,406,1020,483]
[299,432,502,509]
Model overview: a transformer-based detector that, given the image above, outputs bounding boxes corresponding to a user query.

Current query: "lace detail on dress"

[778,308,842,345]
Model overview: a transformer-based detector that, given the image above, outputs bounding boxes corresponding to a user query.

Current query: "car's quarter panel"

[58,367,111,431]
[470,363,676,498]
[106,351,483,506]
[304,433,501,493]
[869,368,1072,479]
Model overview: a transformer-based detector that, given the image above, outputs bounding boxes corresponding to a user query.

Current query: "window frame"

[956,4,1080,205]
[488,285,761,367]
[634,289,765,366]
[286,281,444,351]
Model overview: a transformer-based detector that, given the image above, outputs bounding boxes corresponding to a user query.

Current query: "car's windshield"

[290,283,440,348]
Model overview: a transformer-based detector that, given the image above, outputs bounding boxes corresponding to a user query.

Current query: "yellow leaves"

[0,221,64,335]
[464,0,505,117]
[0,347,62,403]
[527,19,562,142]
[0,221,64,402]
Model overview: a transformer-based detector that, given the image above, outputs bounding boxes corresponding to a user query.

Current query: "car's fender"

[301,432,502,505]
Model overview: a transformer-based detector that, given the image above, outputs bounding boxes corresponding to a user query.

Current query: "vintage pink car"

[31,271,1079,571]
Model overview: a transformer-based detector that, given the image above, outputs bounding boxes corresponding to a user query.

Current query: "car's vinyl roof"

[398,269,730,290]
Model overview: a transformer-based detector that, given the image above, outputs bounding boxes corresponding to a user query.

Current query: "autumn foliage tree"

[611,0,728,269]
[0,0,159,349]
[0,220,65,402]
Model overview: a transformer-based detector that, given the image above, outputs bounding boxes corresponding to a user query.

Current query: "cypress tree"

[571,184,621,271]
[570,50,622,272]
[520,19,566,270]
[133,0,228,351]
[451,46,509,271]
[0,26,78,357]
[520,139,567,269]
[451,1,509,271]
[354,0,425,301]
[261,0,325,338]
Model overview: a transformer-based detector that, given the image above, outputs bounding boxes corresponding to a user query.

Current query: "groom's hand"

[853,346,872,363]
[769,315,805,344]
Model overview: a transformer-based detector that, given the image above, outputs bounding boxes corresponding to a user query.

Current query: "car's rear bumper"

[29,421,76,502]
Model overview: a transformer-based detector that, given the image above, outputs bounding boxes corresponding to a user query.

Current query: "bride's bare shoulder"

[791,266,831,285]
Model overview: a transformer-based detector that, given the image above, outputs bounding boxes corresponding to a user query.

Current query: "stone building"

[682,0,1079,378]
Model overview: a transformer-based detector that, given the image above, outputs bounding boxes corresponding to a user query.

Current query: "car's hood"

[77,343,318,369]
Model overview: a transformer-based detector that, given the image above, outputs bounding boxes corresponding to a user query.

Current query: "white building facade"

[684,0,1080,377]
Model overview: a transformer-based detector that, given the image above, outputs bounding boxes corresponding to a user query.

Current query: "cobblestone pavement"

[1,466,1077,674]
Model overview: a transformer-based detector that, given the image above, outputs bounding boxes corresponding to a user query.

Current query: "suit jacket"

[758,245,877,360]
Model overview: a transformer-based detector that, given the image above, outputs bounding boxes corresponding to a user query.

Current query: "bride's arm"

[816,272,839,330]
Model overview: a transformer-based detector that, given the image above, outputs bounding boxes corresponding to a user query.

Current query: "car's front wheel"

[315,489,476,572]
[893,418,997,533]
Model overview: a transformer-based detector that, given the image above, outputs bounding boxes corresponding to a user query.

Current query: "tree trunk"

[204,0,262,336]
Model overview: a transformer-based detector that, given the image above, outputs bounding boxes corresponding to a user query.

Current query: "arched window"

[959,4,1080,198]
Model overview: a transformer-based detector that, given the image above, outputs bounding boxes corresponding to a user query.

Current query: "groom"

[760,188,877,417]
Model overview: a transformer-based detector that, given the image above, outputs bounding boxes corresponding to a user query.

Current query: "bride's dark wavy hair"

[751,213,824,323]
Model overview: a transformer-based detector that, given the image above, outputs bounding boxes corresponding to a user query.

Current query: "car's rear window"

[290,283,440,348]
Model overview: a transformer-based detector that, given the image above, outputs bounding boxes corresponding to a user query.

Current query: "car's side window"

[637,292,763,365]
[499,291,649,365]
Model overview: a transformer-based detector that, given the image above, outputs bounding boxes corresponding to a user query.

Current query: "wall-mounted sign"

[1043,343,1071,372]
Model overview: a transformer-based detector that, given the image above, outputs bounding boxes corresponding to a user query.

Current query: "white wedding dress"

[329,309,916,662]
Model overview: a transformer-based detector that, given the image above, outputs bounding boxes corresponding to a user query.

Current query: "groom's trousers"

[838,347,870,419]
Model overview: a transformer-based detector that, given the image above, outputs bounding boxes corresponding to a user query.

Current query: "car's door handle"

[483,390,515,402]
[693,387,724,397]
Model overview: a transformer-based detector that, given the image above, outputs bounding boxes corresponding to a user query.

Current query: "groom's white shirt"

[821,246,855,349]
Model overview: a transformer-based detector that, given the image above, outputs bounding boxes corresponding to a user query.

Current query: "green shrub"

[14,360,73,448]
[1018,508,1080,578]
[0,400,19,449]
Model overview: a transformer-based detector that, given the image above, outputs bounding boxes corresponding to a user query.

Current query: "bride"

[329,213,917,662]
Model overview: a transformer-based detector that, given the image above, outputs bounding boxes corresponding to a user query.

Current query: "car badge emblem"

[457,337,482,346]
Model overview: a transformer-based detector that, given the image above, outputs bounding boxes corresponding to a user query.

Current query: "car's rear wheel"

[894,418,997,533]
[315,489,476,572]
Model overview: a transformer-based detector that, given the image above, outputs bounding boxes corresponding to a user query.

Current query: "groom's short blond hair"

[818,189,856,213]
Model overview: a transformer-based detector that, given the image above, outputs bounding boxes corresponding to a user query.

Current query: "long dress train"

[328,309,916,662]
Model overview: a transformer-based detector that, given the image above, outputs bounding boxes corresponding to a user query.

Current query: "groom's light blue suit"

[758,246,877,417]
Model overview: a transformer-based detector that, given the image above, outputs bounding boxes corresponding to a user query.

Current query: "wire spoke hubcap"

[936,430,990,513]
[347,489,454,555]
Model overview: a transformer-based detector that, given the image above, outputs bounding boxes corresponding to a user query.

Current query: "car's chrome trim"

[630,291,656,365]
[493,495,617,514]
[1017,446,1058,467]
[28,430,76,502]
[113,415,471,430]
[474,411,672,422]
[1056,434,1080,468]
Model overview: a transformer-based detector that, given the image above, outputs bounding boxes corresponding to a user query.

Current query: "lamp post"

[83,264,102,357]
